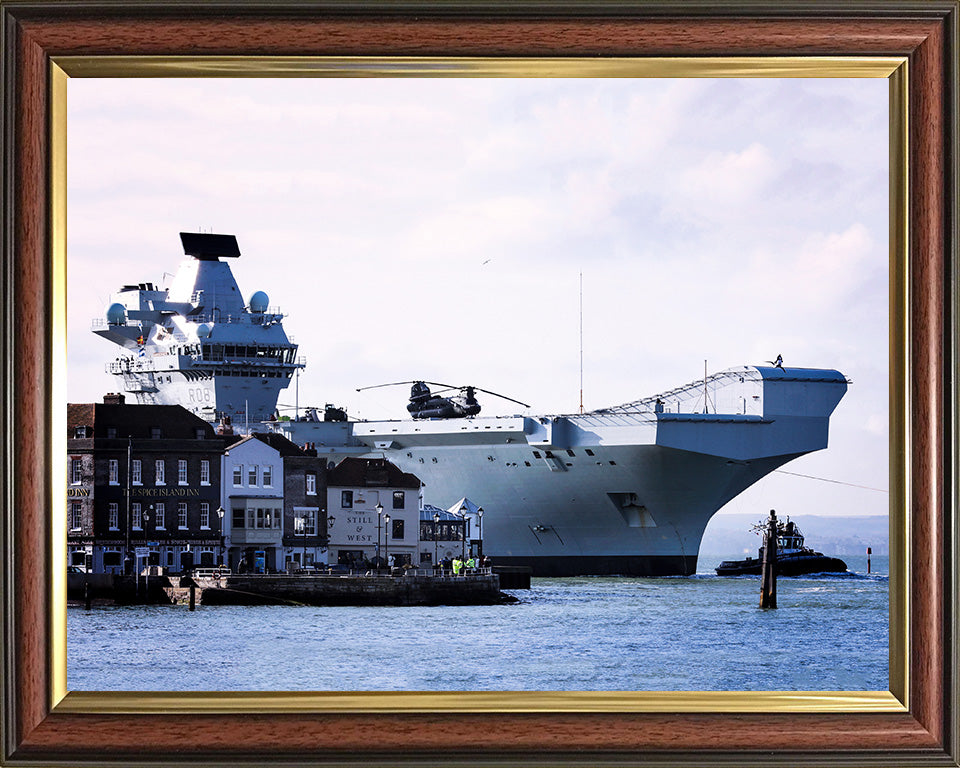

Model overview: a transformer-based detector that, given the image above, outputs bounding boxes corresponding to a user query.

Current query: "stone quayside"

[71,571,518,607]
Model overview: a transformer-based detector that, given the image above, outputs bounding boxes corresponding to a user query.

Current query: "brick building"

[67,395,226,573]
[282,448,329,570]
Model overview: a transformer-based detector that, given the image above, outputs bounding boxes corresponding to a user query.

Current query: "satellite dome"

[196,322,214,339]
[105,302,127,325]
[249,291,269,313]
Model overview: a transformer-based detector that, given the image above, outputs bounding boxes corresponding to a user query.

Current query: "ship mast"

[579,271,584,414]
[703,360,709,414]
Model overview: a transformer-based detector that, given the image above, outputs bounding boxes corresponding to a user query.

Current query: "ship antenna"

[579,270,584,414]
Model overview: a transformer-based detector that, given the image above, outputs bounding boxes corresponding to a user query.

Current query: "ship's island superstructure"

[93,233,850,576]
[92,233,303,425]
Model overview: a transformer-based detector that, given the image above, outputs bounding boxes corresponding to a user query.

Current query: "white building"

[325,457,422,568]
[221,432,301,572]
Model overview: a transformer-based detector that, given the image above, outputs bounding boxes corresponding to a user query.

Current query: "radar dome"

[249,291,269,313]
[105,303,127,325]
[196,322,214,339]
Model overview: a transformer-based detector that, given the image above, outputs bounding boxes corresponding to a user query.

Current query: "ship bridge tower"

[92,233,305,427]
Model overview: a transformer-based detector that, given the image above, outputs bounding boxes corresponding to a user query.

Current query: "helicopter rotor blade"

[356,380,459,393]
[466,386,531,409]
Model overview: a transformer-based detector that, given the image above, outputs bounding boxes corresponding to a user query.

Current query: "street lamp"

[216,506,225,568]
[477,506,484,562]
[375,502,384,570]
[384,513,391,571]
[433,512,440,570]
[458,502,468,562]
[298,512,309,570]
[141,508,151,598]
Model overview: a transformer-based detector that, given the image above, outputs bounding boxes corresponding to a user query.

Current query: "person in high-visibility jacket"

[452,557,462,575]
[465,556,476,572]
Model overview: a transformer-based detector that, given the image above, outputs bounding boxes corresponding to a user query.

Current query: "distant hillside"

[700,513,889,557]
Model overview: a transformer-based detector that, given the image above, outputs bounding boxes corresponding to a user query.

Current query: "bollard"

[759,509,778,609]
[867,546,872,574]
[189,585,196,611]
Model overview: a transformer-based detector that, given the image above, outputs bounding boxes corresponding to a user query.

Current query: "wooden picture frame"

[1,2,956,765]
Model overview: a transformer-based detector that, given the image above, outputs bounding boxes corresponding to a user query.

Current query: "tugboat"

[715,517,847,576]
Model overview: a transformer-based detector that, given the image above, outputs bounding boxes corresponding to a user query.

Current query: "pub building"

[67,394,225,574]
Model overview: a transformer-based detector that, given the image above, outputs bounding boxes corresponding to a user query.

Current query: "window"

[108,459,119,485]
[151,426,162,439]
[306,473,316,495]
[200,459,210,485]
[251,508,279,529]
[73,426,87,438]
[262,465,272,487]
[391,519,404,540]
[232,508,245,529]
[108,502,119,530]
[132,503,142,529]
[132,459,142,485]
[155,503,165,529]
[178,459,188,485]
[155,459,165,485]
[195,428,206,440]
[341,490,353,509]
[294,510,317,536]
[103,550,122,568]
[71,459,82,484]
[106,426,118,439]
[392,491,404,509]
[233,465,243,486]
[69,502,82,530]
[248,465,258,486]
[178,502,188,529]
[200,502,210,529]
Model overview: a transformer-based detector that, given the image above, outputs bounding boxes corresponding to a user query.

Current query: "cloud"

[65,77,889,518]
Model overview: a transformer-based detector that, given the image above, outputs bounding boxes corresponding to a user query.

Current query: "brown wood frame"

[1,2,957,766]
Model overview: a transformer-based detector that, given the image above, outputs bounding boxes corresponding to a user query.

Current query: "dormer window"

[73,426,90,438]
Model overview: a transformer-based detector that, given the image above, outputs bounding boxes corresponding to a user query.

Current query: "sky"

[66,76,890,526]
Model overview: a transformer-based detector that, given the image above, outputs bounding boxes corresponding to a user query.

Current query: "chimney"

[103,393,125,405]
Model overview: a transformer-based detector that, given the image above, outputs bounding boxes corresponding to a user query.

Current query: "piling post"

[189,585,196,611]
[867,546,872,574]
[759,509,778,609]
[84,581,92,610]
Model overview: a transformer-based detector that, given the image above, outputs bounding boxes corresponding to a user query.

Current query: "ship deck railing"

[209,568,495,579]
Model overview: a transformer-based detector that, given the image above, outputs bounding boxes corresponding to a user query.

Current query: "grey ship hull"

[280,366,849,576]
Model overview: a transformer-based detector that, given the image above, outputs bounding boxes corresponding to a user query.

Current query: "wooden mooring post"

[759,509,778,609]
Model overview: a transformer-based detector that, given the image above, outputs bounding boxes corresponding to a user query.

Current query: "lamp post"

[384,513,391,571]
[141,508,151,599]
[375,502,384,570]
[433,512,440,569]
[459,503,468,562]
[216,506,225,568]
[326,512,334,561]
[298,512,308,569]
[477,506,484,562]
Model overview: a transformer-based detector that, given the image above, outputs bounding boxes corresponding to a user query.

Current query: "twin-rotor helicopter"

[356,380,531,420]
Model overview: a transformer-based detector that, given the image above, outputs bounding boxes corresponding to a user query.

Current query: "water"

[67,556,888,692]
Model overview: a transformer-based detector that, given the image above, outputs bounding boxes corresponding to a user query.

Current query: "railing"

[193,567,231,579]
[209,567,494,579]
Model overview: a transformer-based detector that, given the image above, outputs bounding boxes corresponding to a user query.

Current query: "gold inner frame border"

[49,54,909,716]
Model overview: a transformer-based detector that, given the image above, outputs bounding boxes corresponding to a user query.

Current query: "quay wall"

[199,573,505,607]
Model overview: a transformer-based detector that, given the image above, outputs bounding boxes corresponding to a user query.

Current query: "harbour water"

[67,556,888,692]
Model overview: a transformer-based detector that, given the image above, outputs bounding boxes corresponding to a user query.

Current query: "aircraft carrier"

[93,233,849,576]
